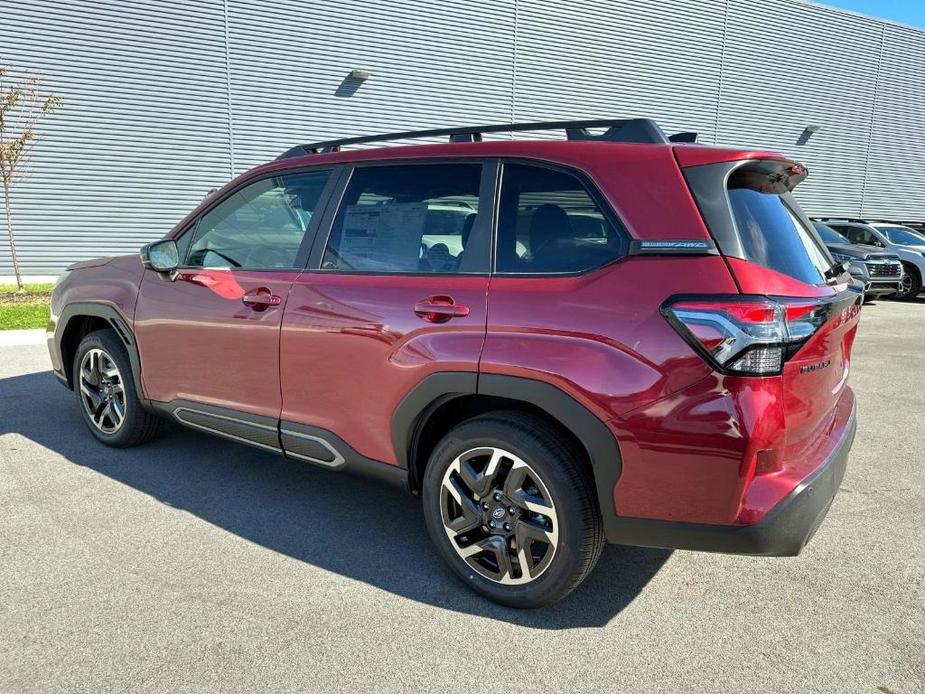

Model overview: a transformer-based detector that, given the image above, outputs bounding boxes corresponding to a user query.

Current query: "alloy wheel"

[899,273,914,297]
[78,348,126,434]
[439,447,559,585]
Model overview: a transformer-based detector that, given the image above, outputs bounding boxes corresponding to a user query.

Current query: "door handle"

[413,296,470,323]
[242,288,282,311]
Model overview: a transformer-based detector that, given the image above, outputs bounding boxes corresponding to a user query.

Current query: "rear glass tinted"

[727,184,830,285]
[877,226,925,245]
[322,164,482,273]
[496,163,626,273]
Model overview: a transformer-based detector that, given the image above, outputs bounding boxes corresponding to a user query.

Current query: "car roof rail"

[277,118,683,159]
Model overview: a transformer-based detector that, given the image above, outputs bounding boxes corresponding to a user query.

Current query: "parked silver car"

[821,220,925,300]
[813,223,903,299]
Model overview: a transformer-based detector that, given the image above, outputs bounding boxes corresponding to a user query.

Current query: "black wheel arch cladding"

[57,302,149,407]
[392,371,622,522]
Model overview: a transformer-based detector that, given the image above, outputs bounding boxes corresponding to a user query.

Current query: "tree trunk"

[2,181,24,291]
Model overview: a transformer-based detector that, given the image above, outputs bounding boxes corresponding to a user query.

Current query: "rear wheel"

[73,330,162,447]
[895,263,922,301]
[422,411,603,608]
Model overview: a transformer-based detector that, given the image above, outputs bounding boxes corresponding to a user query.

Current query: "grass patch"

[0,303,50,330]
[0,283,53,330]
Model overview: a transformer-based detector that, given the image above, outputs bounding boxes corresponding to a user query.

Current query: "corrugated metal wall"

[717,0,883,216]
[1,0,924,275]
[0,0,232,275]
[513,0,727,141]
[862,22,925,219]
[226,0,516,173]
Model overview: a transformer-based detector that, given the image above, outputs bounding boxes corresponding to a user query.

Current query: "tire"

[72,329,162,448]
[422,411,604,608]
[895,263,922,301]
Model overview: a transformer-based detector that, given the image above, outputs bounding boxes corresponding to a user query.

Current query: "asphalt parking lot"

[1,299,923,694]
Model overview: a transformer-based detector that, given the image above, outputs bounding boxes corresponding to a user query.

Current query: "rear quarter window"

[727,178,831,285]
[495,163,627,274]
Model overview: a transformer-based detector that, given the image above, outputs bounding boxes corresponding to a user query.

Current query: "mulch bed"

[0,291,51,306]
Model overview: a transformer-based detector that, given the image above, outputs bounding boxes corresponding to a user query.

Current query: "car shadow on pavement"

[0,369,671,629]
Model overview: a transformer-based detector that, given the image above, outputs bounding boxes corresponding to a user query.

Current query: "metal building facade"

[1,0,923,275]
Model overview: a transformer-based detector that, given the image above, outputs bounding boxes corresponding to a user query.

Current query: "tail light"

[662,296,832,375]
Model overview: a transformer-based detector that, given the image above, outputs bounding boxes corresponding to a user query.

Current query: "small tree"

[0,63,61,291]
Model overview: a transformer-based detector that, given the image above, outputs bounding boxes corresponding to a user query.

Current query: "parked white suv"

[821,220,925,300]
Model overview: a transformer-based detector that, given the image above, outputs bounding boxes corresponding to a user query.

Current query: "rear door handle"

[413,295,470,323]
[242,288,282,311]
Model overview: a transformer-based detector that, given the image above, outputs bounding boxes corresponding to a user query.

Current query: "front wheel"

[895,263,922,301]
[422,412,604,608]
[73,329,162,447]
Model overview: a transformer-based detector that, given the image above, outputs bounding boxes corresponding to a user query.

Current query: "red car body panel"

[280,272,489,465]
[611,370,856,525]
[47,255,144,375]
[672,144,792,167]
[133,269,299,418]
[479,256,736,419]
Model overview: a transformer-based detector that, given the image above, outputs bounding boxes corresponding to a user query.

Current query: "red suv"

[48,119,860,607]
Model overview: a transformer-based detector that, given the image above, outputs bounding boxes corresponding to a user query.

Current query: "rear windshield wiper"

[824,260,849,282]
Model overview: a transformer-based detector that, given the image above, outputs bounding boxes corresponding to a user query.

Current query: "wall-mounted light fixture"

[348,69,371,82]
[797,124,821,145]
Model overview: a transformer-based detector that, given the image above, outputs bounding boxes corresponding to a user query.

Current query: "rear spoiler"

[730,159,809,194]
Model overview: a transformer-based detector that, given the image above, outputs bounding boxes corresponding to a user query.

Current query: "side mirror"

[141,239,179,273]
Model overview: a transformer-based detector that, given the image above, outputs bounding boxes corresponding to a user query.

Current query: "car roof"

[871,222,914,229]
[248,140,790,177]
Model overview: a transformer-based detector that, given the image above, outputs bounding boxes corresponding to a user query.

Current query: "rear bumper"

[604,398,856,556]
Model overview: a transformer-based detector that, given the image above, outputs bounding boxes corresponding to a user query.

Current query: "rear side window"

[830,224,878,247]
[495,163,626,274]
[322,164,482,273]
[728,179,830,285]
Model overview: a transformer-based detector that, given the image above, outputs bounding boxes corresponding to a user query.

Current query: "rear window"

[728,183,831,285]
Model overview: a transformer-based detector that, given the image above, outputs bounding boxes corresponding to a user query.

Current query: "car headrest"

[530,204,571,256]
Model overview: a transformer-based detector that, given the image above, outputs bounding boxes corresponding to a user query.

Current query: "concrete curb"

[0,329,46,347]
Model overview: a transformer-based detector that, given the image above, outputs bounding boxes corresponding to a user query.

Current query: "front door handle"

[242,288,282,311]
[413,295,470,323]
